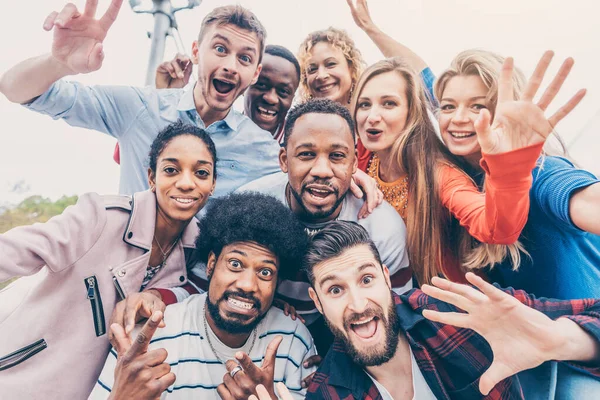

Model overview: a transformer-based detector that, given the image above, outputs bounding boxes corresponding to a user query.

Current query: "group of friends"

[1,0,599,399]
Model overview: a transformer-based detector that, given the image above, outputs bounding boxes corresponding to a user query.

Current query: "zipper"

[0,339,47,371]
[85,275,106,337]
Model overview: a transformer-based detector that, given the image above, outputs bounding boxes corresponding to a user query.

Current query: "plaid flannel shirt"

[306,288,600,400]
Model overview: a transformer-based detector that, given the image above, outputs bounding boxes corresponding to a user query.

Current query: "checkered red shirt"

[306,288,600,400]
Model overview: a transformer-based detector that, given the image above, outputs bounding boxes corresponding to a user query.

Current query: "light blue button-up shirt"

[25,80,281,198]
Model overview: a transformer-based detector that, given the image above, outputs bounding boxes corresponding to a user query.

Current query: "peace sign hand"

[109,311,175,400]
[42,0,124,75]
[346,0,376,32]
[217,336,283,400]
[476,51,586,155]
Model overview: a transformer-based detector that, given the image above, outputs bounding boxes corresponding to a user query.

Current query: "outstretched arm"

[346,0,427,72]
[422,272,600,395]
[0,0,123,104]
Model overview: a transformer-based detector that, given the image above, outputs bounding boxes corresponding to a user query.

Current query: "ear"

[381,264,392,290]
[308,287,324,315]
[279,147,289,173]
[206,251,217,279]
[250,63,262,86]
[148,167,156,192]
[191,41,200,65]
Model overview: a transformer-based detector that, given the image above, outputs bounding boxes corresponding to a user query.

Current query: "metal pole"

[145,0,173,86]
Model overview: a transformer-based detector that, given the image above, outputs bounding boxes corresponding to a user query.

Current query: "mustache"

[343,307,383,330]
[221,290,261,309]
[302,179,339,193]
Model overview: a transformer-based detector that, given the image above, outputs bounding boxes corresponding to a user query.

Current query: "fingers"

[99,0,124,31]
[110,323,131,358]
[126,310,162,360]
[55,3,81,28]
[536,56,573,111]
[303,354,322,368]
[262,335,283,369]
[124,300,145,335]
[156,371,177,394]
[478,361,512,396]
[497,57,515,103]
[521,50,554,102]
[474,108,493,150]
[144,348,169,367]
[302,371,316,389]
[43,11,59,31]
[420,283,471,312]
[84,0,99,17]
[88,42,104,72]
[430,275,488,303]
[547,88,586,129]
[276,382,294,400]
[216,383,235,400]
[421,309,470,328]
[234,352,261,380]
[350,177,364,200]
[464,272,506,303]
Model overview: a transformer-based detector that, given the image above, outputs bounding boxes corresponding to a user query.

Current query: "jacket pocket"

[85,275,106,337]
[0,338,47,371]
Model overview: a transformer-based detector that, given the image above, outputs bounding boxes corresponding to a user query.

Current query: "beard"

[206,289,267,334]
[325,295,401,367]
[288,180,347,221]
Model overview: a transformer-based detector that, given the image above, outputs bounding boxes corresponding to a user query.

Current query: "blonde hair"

[297,27,365,102]
[352,57,463,285]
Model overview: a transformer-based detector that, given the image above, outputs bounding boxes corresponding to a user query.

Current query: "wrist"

[146,288,163,301]
[552,318,599,363]
[45,53,77,77]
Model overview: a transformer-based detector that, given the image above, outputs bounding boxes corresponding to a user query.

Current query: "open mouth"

[365,128,383,138]
[350,316,379,340]
[305,185,334,200]
[226,296,257,313]
[171,196,199,208]
[213,78,236,94]
[256,105,278,121]
[316,82,336,93]
[448,131,476,139]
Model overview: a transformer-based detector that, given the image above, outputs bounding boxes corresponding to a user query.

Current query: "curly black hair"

[265,44,301,81]
[283,98,355,148]
[148,120,217,179]
[195,192,309,280]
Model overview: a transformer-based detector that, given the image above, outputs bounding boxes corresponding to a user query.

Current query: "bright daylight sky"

[0,0,599,206]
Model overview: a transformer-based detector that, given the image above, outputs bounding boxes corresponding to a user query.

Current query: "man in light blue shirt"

[0,0,280,198]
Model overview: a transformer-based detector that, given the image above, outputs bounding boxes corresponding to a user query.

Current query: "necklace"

[203,298,258,364]
[153,234,180,268]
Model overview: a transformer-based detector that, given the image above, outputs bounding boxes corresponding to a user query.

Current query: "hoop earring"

[348,83,355,105]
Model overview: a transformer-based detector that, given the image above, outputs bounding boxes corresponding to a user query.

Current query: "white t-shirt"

[366,349,437,400]
[89,293,317,399]
[237,172,412,324]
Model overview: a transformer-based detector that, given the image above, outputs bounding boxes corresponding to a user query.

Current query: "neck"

[194,83,229,127]
[286,184,343,224]
[153,208,188,250]
[376,148,406,183]
[205,303,252,348]
[365,333,413,395]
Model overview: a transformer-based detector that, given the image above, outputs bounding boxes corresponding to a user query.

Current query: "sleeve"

[23,80,149,139]
[154,264,207,305]
[0,193,106,282]
[420,67,437,107]
[531,156,600,233]
[88,349,118,399]
[281,323,318,399]
[439,143,543,244]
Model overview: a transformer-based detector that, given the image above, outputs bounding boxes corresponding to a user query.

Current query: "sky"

[0,0,599,206]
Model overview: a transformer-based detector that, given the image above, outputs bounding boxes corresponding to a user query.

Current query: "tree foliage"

[0,195,78,234]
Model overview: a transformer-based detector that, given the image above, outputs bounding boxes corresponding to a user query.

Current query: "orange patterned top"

[366,154,409,222]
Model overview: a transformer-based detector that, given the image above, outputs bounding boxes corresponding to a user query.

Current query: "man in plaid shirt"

[303,221,600,400]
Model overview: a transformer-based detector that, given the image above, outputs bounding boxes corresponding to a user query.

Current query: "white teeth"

[174,198,194,204]
[228,298,253,310]
[257,106,277,115]
[450,131,475,138]
[318,83,335,92]
[352,317,374,326]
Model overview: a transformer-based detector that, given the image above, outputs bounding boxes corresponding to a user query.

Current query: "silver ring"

[230,365,243,378]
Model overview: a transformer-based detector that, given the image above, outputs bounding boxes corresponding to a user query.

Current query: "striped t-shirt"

[89,293,316,399]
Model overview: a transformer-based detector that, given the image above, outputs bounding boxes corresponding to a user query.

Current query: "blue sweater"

[491,156,600,299]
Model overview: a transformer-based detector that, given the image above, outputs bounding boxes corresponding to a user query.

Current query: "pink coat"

[0,190,198,399]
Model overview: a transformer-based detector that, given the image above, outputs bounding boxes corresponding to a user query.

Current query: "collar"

[177,82,239,131]
[123,190,198,250]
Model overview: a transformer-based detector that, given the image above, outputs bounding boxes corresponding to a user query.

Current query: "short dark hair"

[148,121,217,179]
[195,192,309,280]
[303,221,382,286]
[265,44,301,81]
[198,5,267,63]
[283,99,355,148]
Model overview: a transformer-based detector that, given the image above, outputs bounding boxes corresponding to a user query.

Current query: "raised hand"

[43,0,124,74]
[156,53,193,89]
[248,382,294,400]
[217,336,283,399]
[351,169,384,219]
[108,290,166,347]
[421,273,570,395]
[346,0,376,32]
[476,51,586,155]
[109,311,175,400]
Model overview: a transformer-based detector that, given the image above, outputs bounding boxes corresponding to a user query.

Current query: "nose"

[452,105,470,124]
[310,155,334,179]
[346,288,369,314]
[366,106,382,125]
[316,65,329,82]
[175,170,195,191]
[222,54,239,76]
[234,269,258,294]
[262,88,278,105]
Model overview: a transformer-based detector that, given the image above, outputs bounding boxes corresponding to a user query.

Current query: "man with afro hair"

[90,192,316,400]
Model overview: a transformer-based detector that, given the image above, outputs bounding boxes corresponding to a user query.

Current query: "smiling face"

[244,53,299,135]
[149,134,215,224]
[355,71,410,156]
[305,42,353,105]
[280,112,357,223]
[206,241,278,334]
[192,23,262,124]
[308,244,400,366]
[438,75,489,161]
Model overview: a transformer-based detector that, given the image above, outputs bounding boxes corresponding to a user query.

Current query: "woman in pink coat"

[0,121,216,399]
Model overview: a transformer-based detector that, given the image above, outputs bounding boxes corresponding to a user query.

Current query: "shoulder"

[101,194,133,211]
[236,172,288,201]
[154,294,205,339]
[260,307,314,353]
[357,199,406,235]
[532,155,599,195]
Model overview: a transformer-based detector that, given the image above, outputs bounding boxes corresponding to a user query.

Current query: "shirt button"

[230,164,235,169]
[118,270,126,277]
[127,232,133,239]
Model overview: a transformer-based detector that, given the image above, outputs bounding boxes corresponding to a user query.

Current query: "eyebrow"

[318,263,377,288]
[295,143,350,151]
[213,33,257,55]
[441,95,487,102]
[160,158,213,166]
[229,249,277,266]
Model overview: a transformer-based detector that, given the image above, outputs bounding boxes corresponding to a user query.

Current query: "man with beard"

[304,221,600,399]
[88,193,316,400]
[0,0,281,197]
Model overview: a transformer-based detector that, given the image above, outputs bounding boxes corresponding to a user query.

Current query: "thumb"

[479,361,511,396]
[474,108,493,152]
[263,335,283,370]
[88,42,104,72]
